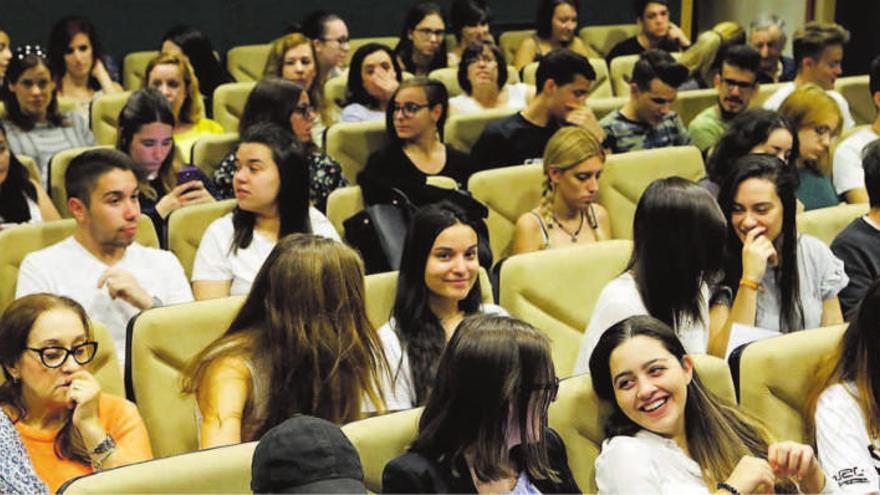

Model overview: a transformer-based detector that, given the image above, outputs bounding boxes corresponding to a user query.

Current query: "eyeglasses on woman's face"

[25,341,98,369]
[391,101,430,118]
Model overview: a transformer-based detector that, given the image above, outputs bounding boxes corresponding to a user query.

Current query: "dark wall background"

[4,0,680,63]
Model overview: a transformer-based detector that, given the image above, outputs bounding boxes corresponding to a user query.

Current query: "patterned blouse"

[213,148,347,213]
[0,411,48,495]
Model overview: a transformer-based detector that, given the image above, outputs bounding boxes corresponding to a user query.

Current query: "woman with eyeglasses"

[0,294,152,493]
[302,10,351,81]
[394,3,449,77]
[449,40,534,115]
[383,314,578,493]
[358,78,473,207]
[777,84,843,211]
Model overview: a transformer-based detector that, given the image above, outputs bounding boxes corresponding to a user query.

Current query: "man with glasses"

[763,21,854,130]
[600,49,690,153]
[16,149,193,365]
[688,45,761,153]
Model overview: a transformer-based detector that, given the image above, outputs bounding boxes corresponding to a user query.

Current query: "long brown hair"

[589,315,797,492]
[806,279,880,444]
[0,294,94,465]
[183,234,388,434]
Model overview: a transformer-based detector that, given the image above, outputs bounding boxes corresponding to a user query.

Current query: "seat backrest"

[445,106,518,154]
[324,73,348,116]
[595,145,705,239]
[226,44,271,82]
[191,132,239,178]
[122,50,159,91]
[836,75,874,126]
[499,240,633,375]
[19,155,40,184]
[90,91,132,146]
[550,354,735,493]
[48,145,113,217]
[738,325,847,444]
[579,24,640,59]
[797,203,870,246]
[58,442,256,494]
[523,58,612,99]
[167,199,237,278]
[324,120,388,183]
[342,408,422,492]
[128,296,246,457]
[347,36,400,66]
[212,81,256,133]
[672,87,718,126]
[326,185,365,239]
[468,164,543,260]
[752,81,786,107]
[0,215,158,314]
[498,29,536,63]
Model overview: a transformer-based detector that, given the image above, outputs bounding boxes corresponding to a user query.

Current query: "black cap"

[251,415,367,494]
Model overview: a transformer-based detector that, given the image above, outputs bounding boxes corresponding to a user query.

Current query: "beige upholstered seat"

[498,29,536,63]
[58,442,256,494]
[212,81,256,133]
[752,81,786,107]
[596,145,705,239]
[445,107,518,154]
[429,65,520,98]
[47,145,114,217]
[347,36,400,65]
[522,58,612,99]
[191,132,238,178]
[325,120,387,183]
[499,240,633,375]
[468,164,543,260]
[836,75,874,126]
[797,203,870,246]
[19,155,40,184]
[579,24,640,60]
[324,74,348,116]
[90,91,132,145]
[342,354,732,493]
[673,87,719,126]
[0,216,158,313]
[226,44,271,82]
[122,50,159,90]
[738,325,847,444]
[167,199,236,278]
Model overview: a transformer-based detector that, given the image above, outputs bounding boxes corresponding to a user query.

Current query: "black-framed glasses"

[392,102,430,117]
[292,104,316,117]
[414,27,446,39]
[721,77,756,90]
[26,342,98,369]
[321,36,350,46]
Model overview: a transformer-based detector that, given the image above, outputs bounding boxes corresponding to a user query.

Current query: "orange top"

[13,393,153,493]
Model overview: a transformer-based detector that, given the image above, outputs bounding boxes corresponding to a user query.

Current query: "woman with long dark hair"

[0,122,59,226]
[340,43,402,123]
[513,0,592,70]
[160,25,232,112]
[383,314,579,493]
[394,3,449,76]
[574,177,730,372]
[717,154,846,338]
[184,234,403,449]
[377,202,505,406]
[589,315,831,493]
[191,123,338,300]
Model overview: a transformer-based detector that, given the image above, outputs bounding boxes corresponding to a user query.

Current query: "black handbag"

[344,188,415,273]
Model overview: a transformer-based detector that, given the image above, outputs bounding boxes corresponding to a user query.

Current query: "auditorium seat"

[579,24,640,60]
[836,75,874,126]
[324,120,387,183]
[498,29,535,64]
[167,199,236,278]
[797,203,870,246]
[499,240,633,375]
[226,44,271,82]
[191,132,238,177]
[342,407,422,492]
[522,58,612,98]
[445,107,518,154]
[47,145,113,217]
[122,50,159,91]
[212,81,255,133]
[19,155,40,184]
[428,65,519,98]
[672,88,719,126]
[90,91,132,145]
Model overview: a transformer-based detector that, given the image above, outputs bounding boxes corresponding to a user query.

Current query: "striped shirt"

[599,108,692,154]
[2,112,95,188]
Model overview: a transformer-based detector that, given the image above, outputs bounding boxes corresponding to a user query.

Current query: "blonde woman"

[144,52,223,158]
[511,126,610,255]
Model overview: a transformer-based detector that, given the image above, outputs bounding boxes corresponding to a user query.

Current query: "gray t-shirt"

[755,234,848,331]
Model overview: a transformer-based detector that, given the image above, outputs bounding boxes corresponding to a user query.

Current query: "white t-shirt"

[191,209,340,296]
[763,82,855,131]
[377,303,508,406]
[573,272,710,375]
[16,237,193,365]
[833,127,879,195]
[449,83,531,115]
[816,382,880,493]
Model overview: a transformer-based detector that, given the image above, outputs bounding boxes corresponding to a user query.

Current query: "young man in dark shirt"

[605,0,690,65]
[470,48,603,171]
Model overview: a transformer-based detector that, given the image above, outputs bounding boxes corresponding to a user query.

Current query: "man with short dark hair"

[763,21,854,129]
[470,49,603,171]
[600,49,690,153]
[16,149,192,364]
[688,45,761,152]
[831,139,880,317]
[833,55,880,204]
[749,13,796,84]
[605,0,690,64]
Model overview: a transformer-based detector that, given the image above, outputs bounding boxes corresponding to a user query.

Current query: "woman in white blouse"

[589,315,833,494]
[191,123,338,299]
[449,41,533,115]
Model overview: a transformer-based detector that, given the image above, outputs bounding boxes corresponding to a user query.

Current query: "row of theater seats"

[55,322,846,494]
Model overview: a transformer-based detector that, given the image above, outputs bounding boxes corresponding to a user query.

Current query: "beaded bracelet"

[716,481,741,495]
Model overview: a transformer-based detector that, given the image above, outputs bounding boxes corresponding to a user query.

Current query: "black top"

[831,216,880,318]
[756,55,797,84]
[470,113,560,173]
[605,36,684,65]
[358,144,474,206]
[382,429,581,494]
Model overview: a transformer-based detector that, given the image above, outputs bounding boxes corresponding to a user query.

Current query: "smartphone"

[177,165,201,186]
